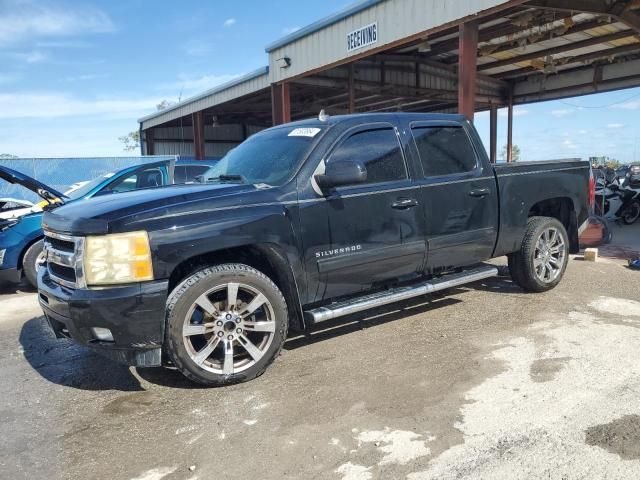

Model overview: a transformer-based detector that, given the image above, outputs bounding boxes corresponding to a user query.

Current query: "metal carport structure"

[139,0,640,163]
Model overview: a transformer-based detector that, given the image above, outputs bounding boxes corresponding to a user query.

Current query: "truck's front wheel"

[165,264,288,386]
[508,216,569,292]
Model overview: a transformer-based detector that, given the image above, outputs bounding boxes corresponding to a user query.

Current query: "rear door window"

[184,165,210,182]
[411,126,478,177]
[103,168,163,193]
[173,166,187,184]
[328,127,407,185]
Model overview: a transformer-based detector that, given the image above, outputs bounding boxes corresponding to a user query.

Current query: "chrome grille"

[43,230,86,289]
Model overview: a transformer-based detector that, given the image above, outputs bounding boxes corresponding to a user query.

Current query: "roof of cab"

[268,112,467,130]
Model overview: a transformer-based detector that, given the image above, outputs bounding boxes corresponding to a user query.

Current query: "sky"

[0,0,639,163]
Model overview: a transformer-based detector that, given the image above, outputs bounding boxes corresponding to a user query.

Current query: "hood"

[0,165,67,204]
[42,181,267,235]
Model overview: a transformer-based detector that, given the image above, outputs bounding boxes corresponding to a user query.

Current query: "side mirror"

[315,159,367,190]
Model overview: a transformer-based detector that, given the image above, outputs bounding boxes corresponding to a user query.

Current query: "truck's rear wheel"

[508,216,569,293]
[165,264,288,386]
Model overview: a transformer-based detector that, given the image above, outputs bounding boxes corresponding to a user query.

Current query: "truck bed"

[492,159,591,256]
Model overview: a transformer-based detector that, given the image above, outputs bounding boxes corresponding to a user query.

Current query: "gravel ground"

[1,253,640,480]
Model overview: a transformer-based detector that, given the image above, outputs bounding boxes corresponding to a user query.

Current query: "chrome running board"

[304,265,498,325]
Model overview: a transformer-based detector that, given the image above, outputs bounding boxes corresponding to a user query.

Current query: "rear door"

[404,120,498,271]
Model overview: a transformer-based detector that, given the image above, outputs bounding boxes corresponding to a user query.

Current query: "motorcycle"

[594,166,640,225]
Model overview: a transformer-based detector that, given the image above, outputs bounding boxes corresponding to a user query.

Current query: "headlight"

[84,231,154,285]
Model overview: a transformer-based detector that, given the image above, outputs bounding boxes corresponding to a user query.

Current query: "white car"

[0,197,35,220]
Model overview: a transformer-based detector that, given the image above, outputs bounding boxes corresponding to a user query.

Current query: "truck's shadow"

[466,272,525,294]
[284,294,462,350]
[19,317,144,392]
[0,280,35,295]
[20,272,521,391]
[284,267,520,350]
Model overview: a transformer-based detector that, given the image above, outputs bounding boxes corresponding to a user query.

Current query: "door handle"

[391,198,419,209]
[469,188,490,198]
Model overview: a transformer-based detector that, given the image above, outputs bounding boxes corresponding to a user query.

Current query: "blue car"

[174,159,218,183]
[0,159,176,288]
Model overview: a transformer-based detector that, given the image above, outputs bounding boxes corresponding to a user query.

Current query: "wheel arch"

[167,243,306,332]
[18,234,44,270]
[527,197,578,253]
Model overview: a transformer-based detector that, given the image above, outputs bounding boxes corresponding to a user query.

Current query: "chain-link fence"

[0,156,177,202]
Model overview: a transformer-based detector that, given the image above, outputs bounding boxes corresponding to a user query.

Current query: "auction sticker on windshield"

[288,128,321,137]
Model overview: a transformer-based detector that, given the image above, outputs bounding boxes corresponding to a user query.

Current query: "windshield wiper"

[205,174,246,183]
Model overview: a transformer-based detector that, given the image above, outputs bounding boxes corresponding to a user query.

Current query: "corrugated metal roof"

[138,66,269,125]
[264,0,386,52]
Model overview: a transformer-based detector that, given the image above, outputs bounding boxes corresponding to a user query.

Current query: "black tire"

[508,216,569,293]
[165,264,288,386]
[22,239,44,289]
[622,201,640,225]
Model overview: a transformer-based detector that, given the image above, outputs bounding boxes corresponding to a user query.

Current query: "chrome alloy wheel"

[533,227,566,283]
[182,283,276,375]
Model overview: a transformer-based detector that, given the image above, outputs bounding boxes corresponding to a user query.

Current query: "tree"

[605,159,623,170]
[501,144,521,161]
[119,99,175,153]
[590,156,624,169]
[0,153,18,159]
[156,99,176,111]
[118,131,140,152]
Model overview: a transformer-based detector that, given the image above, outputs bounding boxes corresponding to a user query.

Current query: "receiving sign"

[347,22,378,52]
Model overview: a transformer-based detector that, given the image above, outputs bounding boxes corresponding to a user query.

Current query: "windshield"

[200,126,324,186]
[64,173,114,200]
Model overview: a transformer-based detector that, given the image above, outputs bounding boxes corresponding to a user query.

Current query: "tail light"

[589,170,596,209]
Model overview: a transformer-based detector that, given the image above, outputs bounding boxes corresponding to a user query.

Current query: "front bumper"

[38,268,169,367]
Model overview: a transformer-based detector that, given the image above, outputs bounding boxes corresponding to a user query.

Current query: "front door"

[299,123,426,302]
[404,120,498,271]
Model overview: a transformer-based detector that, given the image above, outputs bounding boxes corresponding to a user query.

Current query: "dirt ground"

[2,233,640,479]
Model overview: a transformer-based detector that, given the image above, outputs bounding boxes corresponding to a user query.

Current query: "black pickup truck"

[38,113,593,385]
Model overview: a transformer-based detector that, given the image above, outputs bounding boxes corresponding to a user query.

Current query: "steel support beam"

[192,111,205,160]
[513,56,640,101]
[527,0,611,12]
[431,12,575,57]
[145,128,155,156]
[348,64,355,113]
[490,105,498,164]
[458,21,479,121]
[528,0,640,34]
[271,83,291,125]
[374,54,508,88]
[495,42,640,79]
[139,123,144,156]
[507,91,514,163]
[481,18,609,59]
[620,9,640,33]
[480,29,635,71]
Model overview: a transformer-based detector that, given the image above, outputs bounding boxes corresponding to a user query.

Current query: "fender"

[147,202,307,313]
